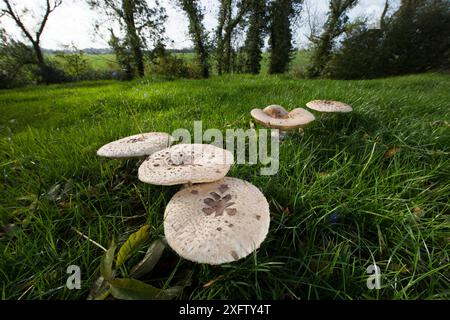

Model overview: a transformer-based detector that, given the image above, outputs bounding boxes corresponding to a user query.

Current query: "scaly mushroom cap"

[138,144,234,186]
[164,177,270,265]
[97,132,174,158]
[251,107,315,130]
[306,100,353,113]
[263,105,289,119]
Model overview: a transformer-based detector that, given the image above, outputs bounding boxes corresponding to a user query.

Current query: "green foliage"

[34,61,71,84]
[324,27,386,79]
[324,0,450,79]
[177,0,210,78]
[86,225,188,300]
[215,0,250,75]
[109,278,183,300]
[242,0,267,74]
[148,42,203,79]
[0,35,36,88]
[100,240,117,280]
[268,0,302,74]
[89,0,167,79]
[306,0,359,78]
[383,0,450,74]
[55,49,91,81]
[116,225,150,269]
[130,240,166,278]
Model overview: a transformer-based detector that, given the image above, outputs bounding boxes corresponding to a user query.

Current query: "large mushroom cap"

[97,132,174,158]
[306,100,353,113]
[164,177,270,265]
[263,105,289,119]
[251,107,315,130]
[138,144,234,186]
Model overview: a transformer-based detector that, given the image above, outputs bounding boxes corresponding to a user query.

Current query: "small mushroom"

[97,132,173,158]
[262,105,289,119]
[163,177,270,265]
[251,106,315,131]
[138,144,234,186]
[306,100,353,113]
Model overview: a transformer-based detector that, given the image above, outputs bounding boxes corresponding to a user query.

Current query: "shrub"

[324,0,450,79]
[55,49,91,80]
[148,48,202,79]
[0,37,36,88]
[324,27,386,79]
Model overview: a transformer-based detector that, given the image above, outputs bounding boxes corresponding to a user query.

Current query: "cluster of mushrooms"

[96,100,351,265]
[97,136,270,265]
[251,100,353,137]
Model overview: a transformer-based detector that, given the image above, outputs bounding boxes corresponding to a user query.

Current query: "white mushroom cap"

[306,100,353,113]
[97,132,173,158]
[138,144,234,186]
[263,105,289,119]
[164,177,270,265]
[251,107,315,130]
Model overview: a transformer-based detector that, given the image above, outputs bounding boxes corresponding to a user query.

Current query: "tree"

[383,0,450,74]
[323,0,450,79]
[88,0,167,78]
[268,0,302,74]
[306,0,358,78]
[55,45,91,80]
[323,24,385,79]
[1,0,63,83]
[216,0,250,74]
[0,28,36,88]
[242,0,267,74]
[177,0,210,78]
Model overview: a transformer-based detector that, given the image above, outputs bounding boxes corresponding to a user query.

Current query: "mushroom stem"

[271,129,288,141]
[180,182,194,190]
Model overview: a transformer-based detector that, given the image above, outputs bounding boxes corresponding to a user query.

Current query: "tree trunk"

[179,0,210,78]
[123,0,145,77]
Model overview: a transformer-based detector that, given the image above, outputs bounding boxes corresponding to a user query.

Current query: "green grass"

[0,73,449,300]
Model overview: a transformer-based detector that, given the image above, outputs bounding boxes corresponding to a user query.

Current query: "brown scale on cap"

[201,185,237,217]
[163,177,270,265]
[127,136,146,143]
[97,132,174,159]
[138,144,234,186]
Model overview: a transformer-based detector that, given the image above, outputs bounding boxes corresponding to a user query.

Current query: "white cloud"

[1,0,399,50]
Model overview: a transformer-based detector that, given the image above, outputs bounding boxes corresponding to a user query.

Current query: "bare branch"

[36,0,63,41]
[1,0,35,43]
[380,0,389,29]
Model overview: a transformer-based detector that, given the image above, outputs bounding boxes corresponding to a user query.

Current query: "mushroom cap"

[97,132,174,158]
[164,177,270,265]
[306,100,353,113]
[138,144,234,186]
[263,105,289,119]
[251,107,315,130]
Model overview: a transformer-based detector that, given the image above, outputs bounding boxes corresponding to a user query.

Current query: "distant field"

[1,73,449,299]
[85,54,118,70]
[56,51,312,74]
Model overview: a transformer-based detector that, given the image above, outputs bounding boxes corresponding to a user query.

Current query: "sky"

[0,0,399,50]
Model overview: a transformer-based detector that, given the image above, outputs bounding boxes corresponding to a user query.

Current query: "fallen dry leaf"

[203,275,225,288]
[383,146,401,159]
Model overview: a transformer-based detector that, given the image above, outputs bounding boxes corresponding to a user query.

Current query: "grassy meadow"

[0,73,449,299]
